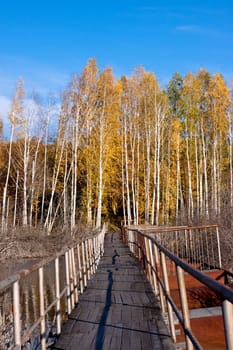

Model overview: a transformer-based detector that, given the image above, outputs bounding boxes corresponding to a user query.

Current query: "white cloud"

[0,53,70,98]
[176,25,199,32]
[175,25,225,39]
[0,94,61,139]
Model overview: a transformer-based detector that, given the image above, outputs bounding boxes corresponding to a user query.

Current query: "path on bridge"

[52,232,174,350]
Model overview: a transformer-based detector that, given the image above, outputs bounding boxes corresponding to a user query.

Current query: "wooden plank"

[120,329,131,350]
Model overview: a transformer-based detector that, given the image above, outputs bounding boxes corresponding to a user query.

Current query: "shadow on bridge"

[95,269,113,350]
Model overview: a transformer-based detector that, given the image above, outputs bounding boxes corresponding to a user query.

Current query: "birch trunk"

[44,138,65,234]
[124,114,131,224]
[229,132,233,208]
[2,125,14,231]
[155,115,161,225]
[201,122,209,218]
[121,130,126,225]
[194,134,200,221]
[185,124,193,224]
[96,121,103,229]
[176,134,181,224]
[41,114,50,224]
[13,170,19,227]
[23,134,30,226]
[71,119,79,234]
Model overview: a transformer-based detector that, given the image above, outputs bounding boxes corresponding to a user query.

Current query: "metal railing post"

[93,237,97,272]
[216,226,222,269]
[68,249,75,309]
[222,299,233,350]
[77,243,84,294]
[160,251,176,343]
[89,239,94,275]
[71,247,78,304]
[144,237,152,285]
[130,230,133,253]
[176,265,193,350]
[137,232,142,262]
[148,239,158,295]
[153,244,166,313]
[65,251,71,314]
[81,241,87,288]
[55,257,61,335]
[84,240,90,281]
[85,240,91,280]
[13,280,21,348]
[39,267,46,350]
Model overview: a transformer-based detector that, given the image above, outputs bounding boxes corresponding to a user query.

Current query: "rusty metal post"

[85,240,91,280]
[39,267,46,350]
[137,232,142,262]
[89,239,94,275]
[144,237,152,284]
[93,238,97,272]
[216,226,222,269]
[176,265,193,350]
[93,237,97,271]
[153,244,166,313]
[160,251,176,343]
[68,249,75,309]
[81,241,87,288]
[100,230,104,256]
[91,238,94,273]
[222,299,233,350]
[93,236,96,266]
[77,243,84,293]
[148,239,158,295]
[55,257,61,335]
[129,230,134,253]
[95,236,100,269]
[65,251,71,314]
[134,231,137,257]
[98,233,102,257]
[13,280,21,348]
[71,247,78,304]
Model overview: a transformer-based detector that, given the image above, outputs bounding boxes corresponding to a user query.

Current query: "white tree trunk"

[23,135,30,226]
[96,123,103,229]
[41,114,50,224]
[2,125,14,231]
[176,134,181,224]
[13,170,19,227]
[124,115,131,224]
[201,123,209,218]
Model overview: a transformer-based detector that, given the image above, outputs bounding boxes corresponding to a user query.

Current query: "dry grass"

[0,223,98,263]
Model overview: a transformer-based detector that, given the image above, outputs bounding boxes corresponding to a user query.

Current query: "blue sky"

[0,0,233,125]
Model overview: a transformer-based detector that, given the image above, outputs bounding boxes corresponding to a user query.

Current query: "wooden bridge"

[1,224,233,350]
[52,231,174,350]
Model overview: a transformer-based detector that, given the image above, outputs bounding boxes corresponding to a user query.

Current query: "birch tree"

[2,79,25,231]
[95,67,120,228]
[208,73,229,216]
[79,58,98,225]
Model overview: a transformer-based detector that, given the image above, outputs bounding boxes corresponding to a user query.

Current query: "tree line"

[0,58,232,234]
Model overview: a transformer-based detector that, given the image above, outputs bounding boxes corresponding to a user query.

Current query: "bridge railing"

[139,224,222,271]
[122,225,233,350]
[0,223,107,350]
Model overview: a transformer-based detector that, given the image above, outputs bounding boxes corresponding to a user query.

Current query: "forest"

[0,58,232,247]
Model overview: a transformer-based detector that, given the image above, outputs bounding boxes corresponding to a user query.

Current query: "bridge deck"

[52,232,174,350]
